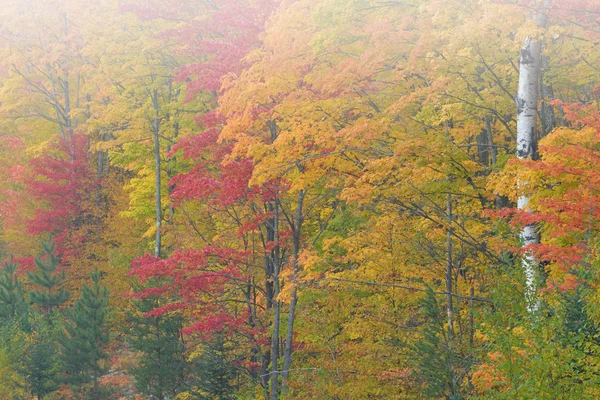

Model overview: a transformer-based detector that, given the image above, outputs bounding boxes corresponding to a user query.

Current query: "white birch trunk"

[516,3,547,312]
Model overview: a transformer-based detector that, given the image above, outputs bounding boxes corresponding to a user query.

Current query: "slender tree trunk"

[445,193,454,337]
[156,317,164,400]
[516,2,548,312]
[151,89,162,258]
[270,201,281,400]
[168,121,179,218]
[265,204,275,310]
[262,119,279,400]
[485,116,497,166]
[93,372,99,400]
[265,119,278,311]
[467,286,475,389]
[282,190,305,390]
[539,56,555,138]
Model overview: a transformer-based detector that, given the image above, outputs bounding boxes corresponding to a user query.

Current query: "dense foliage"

[0,0,598,398]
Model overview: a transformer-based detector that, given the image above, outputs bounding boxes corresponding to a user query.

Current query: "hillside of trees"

[0,0,598,398]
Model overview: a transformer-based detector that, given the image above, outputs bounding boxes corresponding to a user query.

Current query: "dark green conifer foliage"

[17,316,62,400]
[414,288,463,400]
[128,292,189,399]
[27,238,69,313]
[0,257,27,322]
[23,335,60,399]
[60,267,109,399]
[191,334,240,400]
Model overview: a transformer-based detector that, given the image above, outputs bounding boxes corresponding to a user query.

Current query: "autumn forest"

[0,0,598,398]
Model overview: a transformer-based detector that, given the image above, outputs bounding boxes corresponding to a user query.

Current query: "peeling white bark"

[516,37,541,161]
[517,195,539,311]
[516,3,548,313]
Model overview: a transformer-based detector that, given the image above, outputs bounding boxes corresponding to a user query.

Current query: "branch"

[323,277,493,304]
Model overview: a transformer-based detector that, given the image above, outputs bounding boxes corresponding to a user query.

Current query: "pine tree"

[16,314,62,400]
[128,291,189,399]
[191,333,240,400]
[60,267,109,399]
[23,334,60,400]
[413,288,464,400]
[27,238,69,313]
[0,257,27,322]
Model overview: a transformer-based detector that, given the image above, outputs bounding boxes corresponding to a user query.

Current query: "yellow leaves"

[488,158,533,201]
[546,24,566,41]
[0,346,24,396]
[174,392,195,400]
[298,249,325,280]
[121,167,169,242]
[514,18,547,43]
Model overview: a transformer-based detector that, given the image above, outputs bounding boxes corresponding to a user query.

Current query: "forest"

[0,0,597,398]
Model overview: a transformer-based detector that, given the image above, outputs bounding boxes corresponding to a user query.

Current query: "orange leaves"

[472,358,506,392]
[494,125,600,275]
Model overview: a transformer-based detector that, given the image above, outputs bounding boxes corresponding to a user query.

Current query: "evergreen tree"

[16,314,62,400]
[60,267,109,399]
[128,291,189,399]
[191,333,240,400]
[22,334,60,400]
[413,288,464,400]
[0,257,27,322]
[27,238,69,313]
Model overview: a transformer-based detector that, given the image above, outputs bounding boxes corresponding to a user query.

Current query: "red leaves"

[123,0,273,99]
[166,0,273,100]
[124,0,276,360]
[237,211,272,236]
[169,158,253,207]
[0,136,24,150]
[219,159,255,206]
[0,133,98,264]
[493,104,600,293]
[131,247,247,293]
[182,312,248,336]
[551,100,600,131]
[130,246,257,340]
[26,134,95,235]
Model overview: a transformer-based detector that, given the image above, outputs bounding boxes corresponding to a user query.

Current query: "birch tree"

[515,1,548,312]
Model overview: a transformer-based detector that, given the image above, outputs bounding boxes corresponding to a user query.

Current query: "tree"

[16,314,62,400]
[127,1,279,398]
[190,333,241,400]
[0,0,108,273]
[127,288,189,399]
[60,267,109,399]
[0,257,27,322]
[27,237,69,313]
[414,288,465,400]
[515,0,549,312]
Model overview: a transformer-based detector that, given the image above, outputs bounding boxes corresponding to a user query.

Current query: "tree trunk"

[445,193,454,337]
[265,203,275,310]
[539,56,555,138]
[156,317,164,400]
[515,2,547,312]
[282,190,305,390]
[93,372,99,400]
[270,201,281,400]
[151,89,162,258]
[265,119,278,311]
[485,116,497,166]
